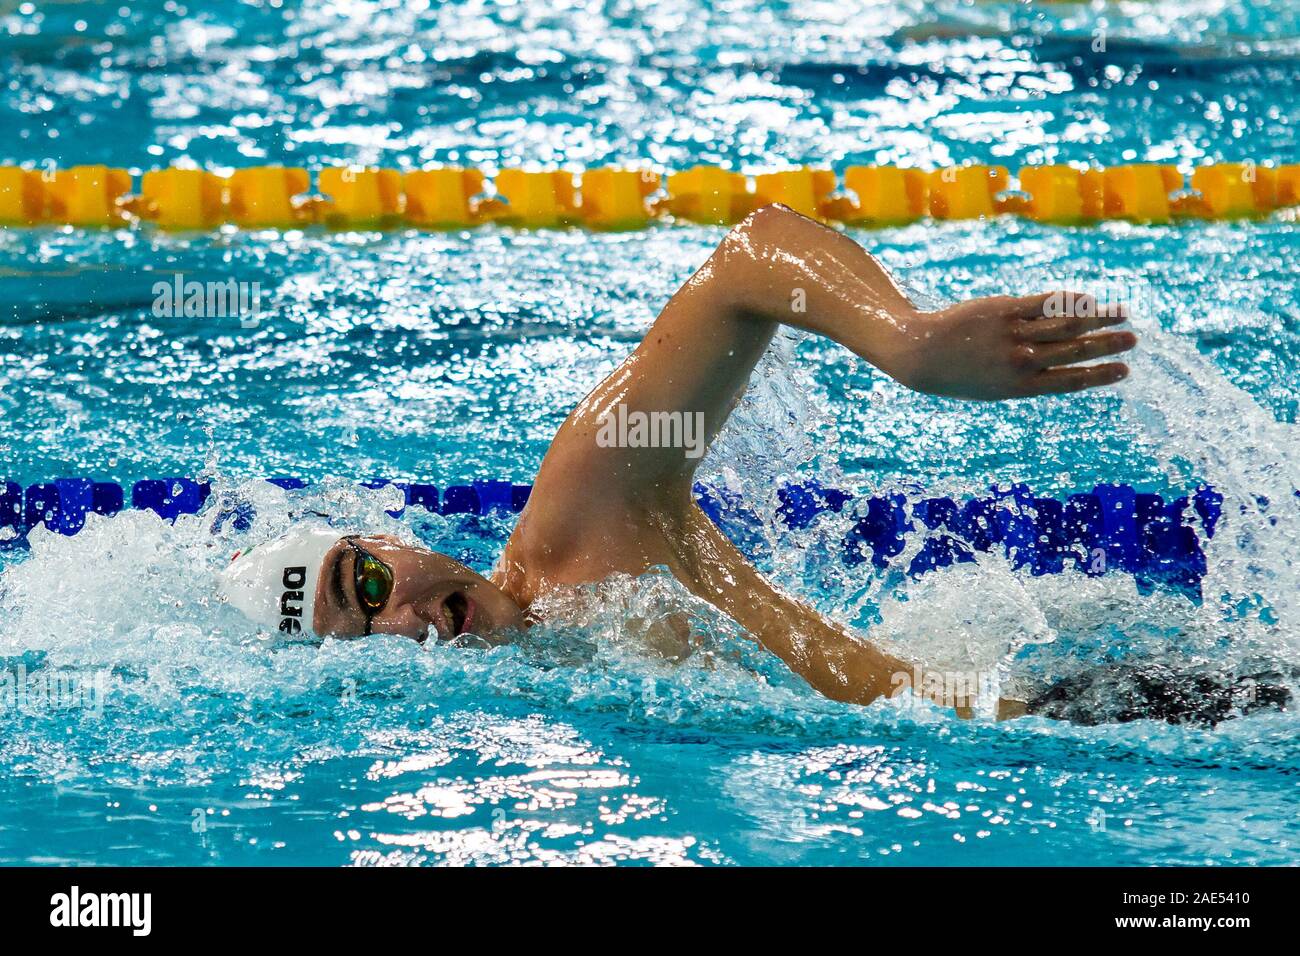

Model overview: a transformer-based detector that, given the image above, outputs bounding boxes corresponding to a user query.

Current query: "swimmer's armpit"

[713,203,1137,401]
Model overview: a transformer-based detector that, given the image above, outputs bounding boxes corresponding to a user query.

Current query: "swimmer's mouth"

[443,591,475,638]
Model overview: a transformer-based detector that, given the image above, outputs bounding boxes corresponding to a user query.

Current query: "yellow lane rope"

[1,162,1295,230]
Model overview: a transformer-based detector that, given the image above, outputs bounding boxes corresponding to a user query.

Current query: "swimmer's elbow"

[724,202,810,252]
[708,203,819,319]
[717,201,845,283]
[737,201,796,231]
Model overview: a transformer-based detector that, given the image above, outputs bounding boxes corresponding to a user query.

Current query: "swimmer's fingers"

[1013,293,1129,342]
[1031,330,1137,369]
[1019,361,1130,397]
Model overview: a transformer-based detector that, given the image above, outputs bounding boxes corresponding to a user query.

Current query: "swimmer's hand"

[890,294,1135,402]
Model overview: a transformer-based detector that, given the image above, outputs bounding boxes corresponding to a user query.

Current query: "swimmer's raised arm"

[542,202,1135,499]
[501,203,1134,711]
[707,203,1134,402]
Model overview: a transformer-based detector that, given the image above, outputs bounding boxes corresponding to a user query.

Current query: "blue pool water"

[1,0,1299,865]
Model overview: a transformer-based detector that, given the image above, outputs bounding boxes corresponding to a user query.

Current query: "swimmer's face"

[312,535,525,644]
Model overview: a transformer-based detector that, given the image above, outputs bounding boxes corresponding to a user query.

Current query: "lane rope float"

[0,475,1229,592]
[0,162,1296,231]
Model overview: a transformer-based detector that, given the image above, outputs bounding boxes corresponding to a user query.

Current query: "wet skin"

[317,204,1135,712]
[313,534,525,644]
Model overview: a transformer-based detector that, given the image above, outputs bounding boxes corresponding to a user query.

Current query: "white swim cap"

[217,525,342,636]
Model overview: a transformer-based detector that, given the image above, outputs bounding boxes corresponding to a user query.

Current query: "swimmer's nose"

[378,600,436,643]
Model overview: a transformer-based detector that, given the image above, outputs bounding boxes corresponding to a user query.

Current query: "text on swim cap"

[280,566,307,633]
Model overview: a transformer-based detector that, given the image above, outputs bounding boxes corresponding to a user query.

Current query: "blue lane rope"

[1,475,1223,593]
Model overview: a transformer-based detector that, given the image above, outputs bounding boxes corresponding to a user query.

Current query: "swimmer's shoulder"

[500,488,687,605]
[496,496,596,607]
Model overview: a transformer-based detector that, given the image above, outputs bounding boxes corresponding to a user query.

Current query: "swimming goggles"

[343,535,395,636]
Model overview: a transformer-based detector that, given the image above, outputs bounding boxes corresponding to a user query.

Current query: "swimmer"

[221,203,1142,718]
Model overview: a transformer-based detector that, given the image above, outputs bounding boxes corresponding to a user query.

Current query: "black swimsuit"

[1024,662,1294,727]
